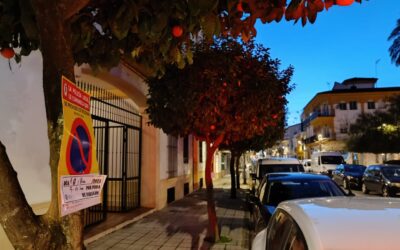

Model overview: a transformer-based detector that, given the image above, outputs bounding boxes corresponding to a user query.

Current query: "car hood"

[386,176,400,183]
[345,172,363,178]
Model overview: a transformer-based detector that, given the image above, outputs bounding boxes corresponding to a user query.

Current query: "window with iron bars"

[167,135,178,178]
[183,136,189,164]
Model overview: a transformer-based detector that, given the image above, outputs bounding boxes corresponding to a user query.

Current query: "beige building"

[300,77,400,165]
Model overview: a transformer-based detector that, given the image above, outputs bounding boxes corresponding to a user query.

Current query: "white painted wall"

[0,51,51,205]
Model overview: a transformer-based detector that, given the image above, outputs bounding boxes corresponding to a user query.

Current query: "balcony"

[301,109,335,131]
[303,135,317,144]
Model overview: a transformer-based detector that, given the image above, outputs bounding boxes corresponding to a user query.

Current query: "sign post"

[58,76,106,217]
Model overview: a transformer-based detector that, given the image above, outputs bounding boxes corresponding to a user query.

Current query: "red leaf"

[325,0,334,10]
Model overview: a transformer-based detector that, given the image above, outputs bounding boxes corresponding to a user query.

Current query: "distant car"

[332,164,366,189]
[248,173,346,233]
[384,160,400,165]
[250,157,304,190]
[252,197,400,250]
[362,165,400,197]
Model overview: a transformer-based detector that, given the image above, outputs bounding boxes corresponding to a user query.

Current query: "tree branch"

[60,0,90,21]
[0,141,45,248]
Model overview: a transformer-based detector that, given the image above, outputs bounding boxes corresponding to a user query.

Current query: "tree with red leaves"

[146,37,293,242]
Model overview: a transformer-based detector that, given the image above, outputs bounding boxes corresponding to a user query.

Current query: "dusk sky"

[254,0,400,126]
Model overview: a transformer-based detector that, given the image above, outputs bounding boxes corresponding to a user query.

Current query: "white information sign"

[60,174,107,216]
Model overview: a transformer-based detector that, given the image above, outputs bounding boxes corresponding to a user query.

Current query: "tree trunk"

[235,154,241,189]
[229,152,237,199]
[0,1,84,249]
[204,135,224,243]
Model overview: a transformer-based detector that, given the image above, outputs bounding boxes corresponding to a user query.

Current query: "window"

[183,136,189,164]
[338,103,347,110]
[340,124,348,134]
[367,101,375,109]
[221,154,226,170]
[167,135,178,178]
[199,141,203,163]
[349,101,357,110]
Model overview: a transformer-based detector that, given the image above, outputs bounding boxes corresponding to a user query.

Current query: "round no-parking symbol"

[66,118,92,174]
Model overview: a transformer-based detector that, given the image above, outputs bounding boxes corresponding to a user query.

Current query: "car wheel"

[382,186,392,197]
[343,179,348,189]
[362,183,369,194]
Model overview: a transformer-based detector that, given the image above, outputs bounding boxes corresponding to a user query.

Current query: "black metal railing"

[77,81,142,227]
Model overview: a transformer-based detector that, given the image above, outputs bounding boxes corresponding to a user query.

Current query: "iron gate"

[77,82,142,227]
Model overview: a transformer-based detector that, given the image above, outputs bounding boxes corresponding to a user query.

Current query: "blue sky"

[254,0,400,126]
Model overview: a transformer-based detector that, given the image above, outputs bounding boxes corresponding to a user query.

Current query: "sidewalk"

[86,175,252,250]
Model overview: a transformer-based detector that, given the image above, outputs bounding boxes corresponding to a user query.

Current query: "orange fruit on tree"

[336,0,354,6]
[172,25,183,38]
[1,47,15,59]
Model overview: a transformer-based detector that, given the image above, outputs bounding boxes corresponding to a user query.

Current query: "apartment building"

[301,77,400,165]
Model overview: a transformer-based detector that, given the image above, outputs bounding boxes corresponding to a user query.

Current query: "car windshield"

[382,167,400,177]
[344,165,366,173]
[259,164,304,178]
[321,156,344,164]
[264,179,345,207]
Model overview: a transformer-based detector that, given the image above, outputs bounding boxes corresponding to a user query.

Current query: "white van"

[311,152,345,175]
[250,157,304,190]
[253,157,304,180]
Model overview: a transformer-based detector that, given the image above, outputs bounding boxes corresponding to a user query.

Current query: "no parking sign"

[58,76,106,217]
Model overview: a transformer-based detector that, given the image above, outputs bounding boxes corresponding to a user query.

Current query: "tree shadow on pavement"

[130,186,252,249]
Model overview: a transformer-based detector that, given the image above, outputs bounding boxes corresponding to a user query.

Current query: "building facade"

[0,53,226,249]
[301,77,400,165]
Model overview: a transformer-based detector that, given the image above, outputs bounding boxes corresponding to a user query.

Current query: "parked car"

[332,164,366,189]
[252,196,400,250]
[384,160,400,165]
[248,173,346,233]
[362,165,400,197]
[250,157,304,190]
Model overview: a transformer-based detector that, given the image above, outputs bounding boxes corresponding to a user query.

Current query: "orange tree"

[146,37,293,241]
[0,0,360,248]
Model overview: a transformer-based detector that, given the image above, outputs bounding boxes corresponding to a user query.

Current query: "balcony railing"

[301,109,335,131]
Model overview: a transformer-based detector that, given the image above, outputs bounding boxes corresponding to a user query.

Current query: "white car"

[252,196,400,250]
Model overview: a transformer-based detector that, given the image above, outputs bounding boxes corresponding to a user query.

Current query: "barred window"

[183,136,189,164]
[199,141,203,163]
[167,135,178,178]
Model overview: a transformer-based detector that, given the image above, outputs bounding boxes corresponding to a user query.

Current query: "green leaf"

[110,2,136,40]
